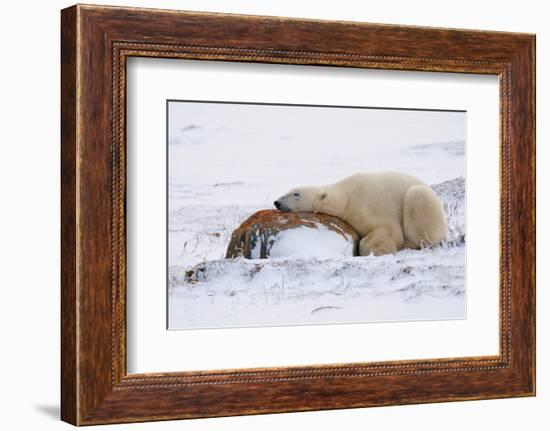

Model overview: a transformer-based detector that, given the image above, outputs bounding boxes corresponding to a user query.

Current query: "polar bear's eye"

[293,192,300,197]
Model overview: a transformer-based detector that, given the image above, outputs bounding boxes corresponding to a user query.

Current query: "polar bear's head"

[274,186,328,213]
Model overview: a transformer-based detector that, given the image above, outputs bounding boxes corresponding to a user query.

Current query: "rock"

[226,209,360,259]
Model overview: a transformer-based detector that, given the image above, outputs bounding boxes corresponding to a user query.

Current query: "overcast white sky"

[168,101,465,188]
[169,101,465,149]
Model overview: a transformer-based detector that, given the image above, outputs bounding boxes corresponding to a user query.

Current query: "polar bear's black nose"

[274,200,281,210]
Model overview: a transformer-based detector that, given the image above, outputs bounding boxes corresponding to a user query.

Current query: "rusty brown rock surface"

[225,209,360,259]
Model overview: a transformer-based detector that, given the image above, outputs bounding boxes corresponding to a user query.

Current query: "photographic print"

[167,100,466,330]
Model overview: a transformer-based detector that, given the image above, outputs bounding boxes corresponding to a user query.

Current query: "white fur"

[275,172,448,256]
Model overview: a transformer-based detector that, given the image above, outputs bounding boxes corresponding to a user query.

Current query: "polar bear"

[274,172,447,256]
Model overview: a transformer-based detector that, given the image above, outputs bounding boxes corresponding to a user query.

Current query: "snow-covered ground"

[167,102,466,329]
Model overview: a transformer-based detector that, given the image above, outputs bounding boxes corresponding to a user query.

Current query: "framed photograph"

[61,4,535,425]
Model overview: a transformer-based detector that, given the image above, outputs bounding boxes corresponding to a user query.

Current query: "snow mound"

[269,224,356,258]
[432,177,465,247]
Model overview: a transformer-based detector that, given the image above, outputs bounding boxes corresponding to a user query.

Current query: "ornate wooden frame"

[61,4,535,425]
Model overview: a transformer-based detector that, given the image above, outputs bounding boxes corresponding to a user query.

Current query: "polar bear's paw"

[359,227,402,256]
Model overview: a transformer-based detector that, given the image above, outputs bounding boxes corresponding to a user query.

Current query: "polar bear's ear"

[320,192,328,200]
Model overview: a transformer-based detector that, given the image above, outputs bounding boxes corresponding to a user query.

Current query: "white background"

[128,59,498,372]
[0,0,546,430]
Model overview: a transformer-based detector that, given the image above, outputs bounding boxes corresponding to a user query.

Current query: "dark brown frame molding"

[61,4,536,425]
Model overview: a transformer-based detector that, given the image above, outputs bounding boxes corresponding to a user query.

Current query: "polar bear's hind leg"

[359,224,404,256]
[403,185,448,248]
